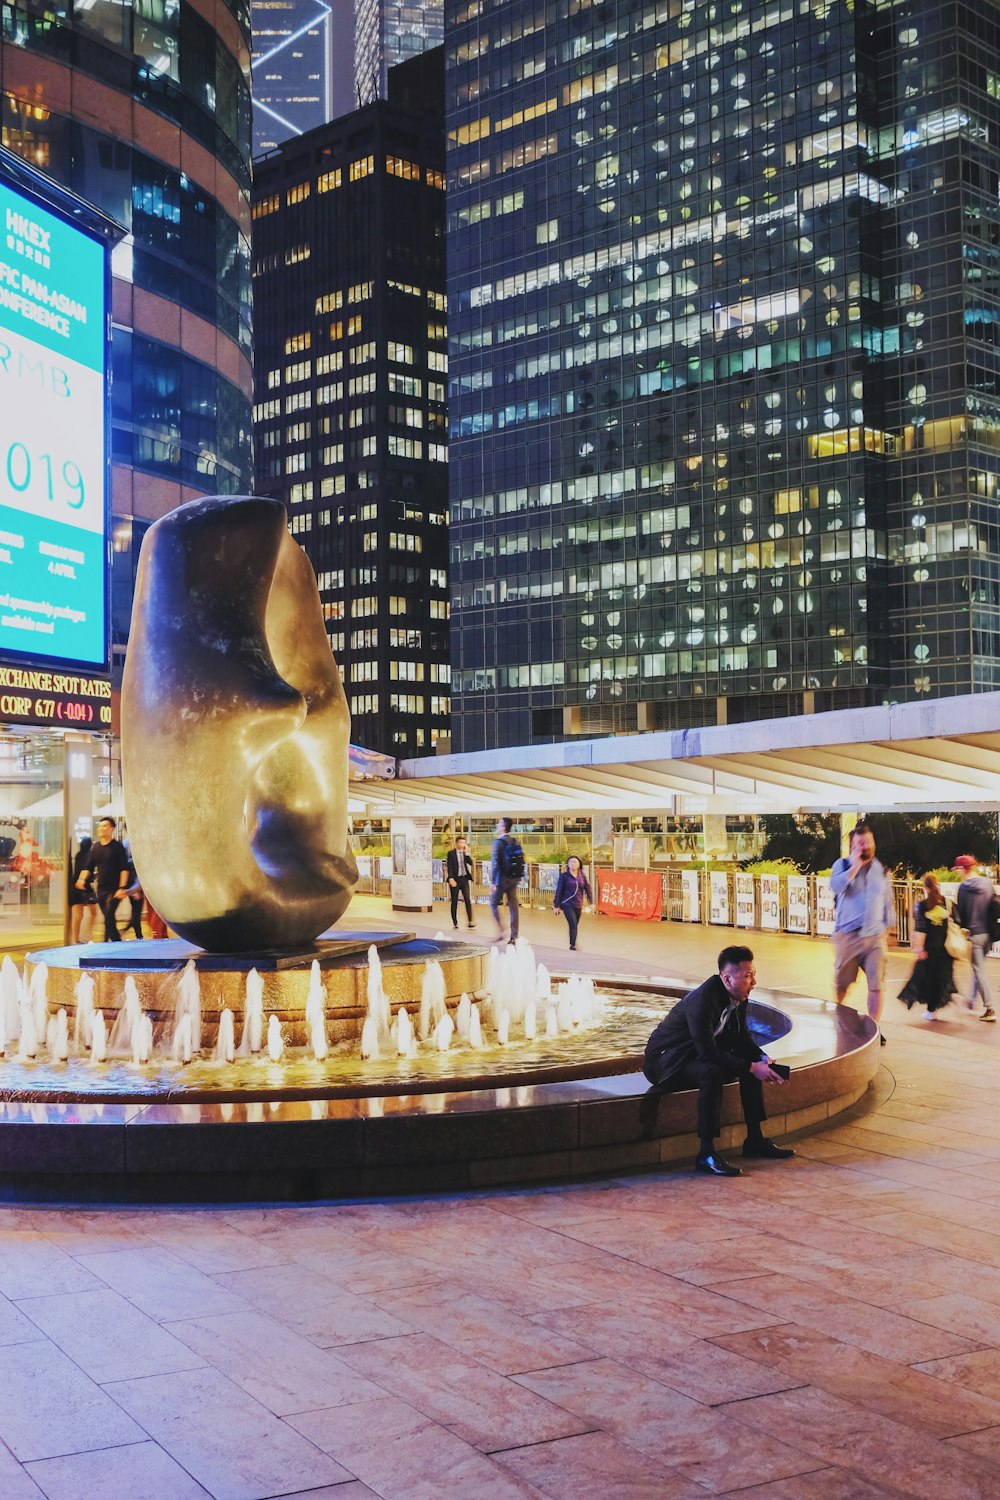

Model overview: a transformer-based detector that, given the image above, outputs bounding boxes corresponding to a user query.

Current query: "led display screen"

[0,177,108,668]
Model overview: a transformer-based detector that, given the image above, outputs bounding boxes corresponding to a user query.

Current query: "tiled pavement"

[5,903,1000,1496]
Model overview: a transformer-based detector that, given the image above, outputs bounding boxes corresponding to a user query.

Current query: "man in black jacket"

[643,944,793,1177]
[446,836,475,930]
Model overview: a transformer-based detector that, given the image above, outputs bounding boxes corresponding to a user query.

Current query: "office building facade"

[0,0,253,938]
[252,0,333,156]
[252,53,450,756]
[355,0,443,107]
[0,0,254,671]
[445,0,1000,751]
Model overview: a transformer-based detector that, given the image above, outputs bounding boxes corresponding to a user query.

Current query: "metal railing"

[354,859,930,945]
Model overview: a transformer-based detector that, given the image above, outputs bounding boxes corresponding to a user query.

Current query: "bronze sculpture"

[121,495,357,951]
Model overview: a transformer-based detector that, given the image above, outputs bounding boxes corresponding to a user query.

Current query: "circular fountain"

[0,498,877,1198]
[0,935,879,1202]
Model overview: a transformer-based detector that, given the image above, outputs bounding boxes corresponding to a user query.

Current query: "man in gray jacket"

[953,854,997,1021]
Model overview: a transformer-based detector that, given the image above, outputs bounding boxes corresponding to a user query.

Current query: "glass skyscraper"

[0,0,254,672]
[252,0,333,155]
[445,0,1000,752]
[355,0,444,106]
[252,52,450,756]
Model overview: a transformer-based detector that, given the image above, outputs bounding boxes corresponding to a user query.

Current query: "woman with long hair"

[553,855,593,951]
[898,871,955,1017]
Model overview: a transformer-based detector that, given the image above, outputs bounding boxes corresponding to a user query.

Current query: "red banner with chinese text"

[596,868,662,921]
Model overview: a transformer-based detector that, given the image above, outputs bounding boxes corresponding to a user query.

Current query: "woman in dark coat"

[69,836,97,945]
[898,872,955,1016]
[553,855,593,951]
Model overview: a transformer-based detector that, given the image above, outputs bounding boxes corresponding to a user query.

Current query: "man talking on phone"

[830,821,895,1044]
[643,946,792,1177]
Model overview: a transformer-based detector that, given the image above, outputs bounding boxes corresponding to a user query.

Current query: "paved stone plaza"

[3,899,1000,1498]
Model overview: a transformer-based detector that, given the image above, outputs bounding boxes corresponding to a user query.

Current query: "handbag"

[945,921,970,962]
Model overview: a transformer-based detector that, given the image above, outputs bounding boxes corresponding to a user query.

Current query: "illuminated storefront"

[0,150,120,947]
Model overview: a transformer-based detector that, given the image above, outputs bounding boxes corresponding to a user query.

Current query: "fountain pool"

[0,933,879,1201]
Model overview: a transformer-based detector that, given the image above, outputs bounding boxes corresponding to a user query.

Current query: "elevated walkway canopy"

[350,693,1000,817]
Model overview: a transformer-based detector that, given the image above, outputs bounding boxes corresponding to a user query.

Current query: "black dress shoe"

[695,1153,742,1177]
[743,1139,795,1160]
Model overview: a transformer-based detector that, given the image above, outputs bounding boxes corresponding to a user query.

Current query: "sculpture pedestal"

[78,932,415,973]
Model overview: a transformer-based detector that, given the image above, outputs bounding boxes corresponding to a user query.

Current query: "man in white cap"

[953,854,997,1021]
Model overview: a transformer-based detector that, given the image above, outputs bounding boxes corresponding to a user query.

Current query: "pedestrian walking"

[489,816,524,944]
[76,817,130,943]
[446,836,476,930]
[68,836,97,945]
[953,854,998,1021]
[898,873,955,1018]
[830,821,895,1044]
[553,856,592,951]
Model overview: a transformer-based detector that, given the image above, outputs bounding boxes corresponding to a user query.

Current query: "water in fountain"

[132,1013,153,1064]
[545,1003,560,1039]
[360,1013,379,1059]
[90,1010,107,1063]
[29,961,48,1040]
[109,977,142,1055]
[176,961,202,1054]
[305,961,329,1061]
[524,999,536,1040]
[214,1008,235,1063]
[172,1013,193,1063]
[238,968,264,1055]
[267,1014,284,1061]
[418,960,447,1040]
[365,946,392,1050]
[17,991,38,1059]
[73,973,95,1051]
[0,955,20,1050]
[557,990,573,1034]
[536,962,552,1004]
[455,992,472,1040]
[396,1005,416,1058]
[497,1010,510,1046]
[468,1003,483,1048]
[434,1011,454,1052]
[52,1009,69,1062]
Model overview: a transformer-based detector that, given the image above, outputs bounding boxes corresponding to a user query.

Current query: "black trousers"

[99,891,122,942]
[450,878,473,925]
[561,904,581,948]
[668,1059,766,1142]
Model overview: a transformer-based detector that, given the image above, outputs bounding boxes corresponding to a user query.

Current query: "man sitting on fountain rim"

[642,945,793,1177]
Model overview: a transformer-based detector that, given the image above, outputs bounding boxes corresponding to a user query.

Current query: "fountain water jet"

[468,1003,483,1048]
[396,1006,416,1058]
[419,960,447,1040]
[215,1008,236,1063]
[172,1013,193,1063]
[132,1014,153,1064]
[90,1010,107,1063]
[267,1014,284,1062]
[238,968,264,1055]
[74,974,96,1051]
[305,961,329,1061]
[0,956,20,1051]
[175,961,202,1055]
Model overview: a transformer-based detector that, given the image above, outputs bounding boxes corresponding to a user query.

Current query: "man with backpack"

[953,855,999,1021]
[490,816,524,943]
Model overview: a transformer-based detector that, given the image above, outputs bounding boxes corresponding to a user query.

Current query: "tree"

[757,815,841,871]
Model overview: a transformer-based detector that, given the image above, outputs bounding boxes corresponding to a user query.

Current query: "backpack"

[498,836,525,883]
[988,892,1000,949]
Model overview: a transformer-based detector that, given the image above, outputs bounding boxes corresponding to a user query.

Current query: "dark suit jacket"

[643,974,764,1088]
[447,848,472,883]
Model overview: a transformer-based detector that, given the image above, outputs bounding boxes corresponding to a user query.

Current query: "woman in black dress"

[899,872,954,1016]
[69,836,97,945]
